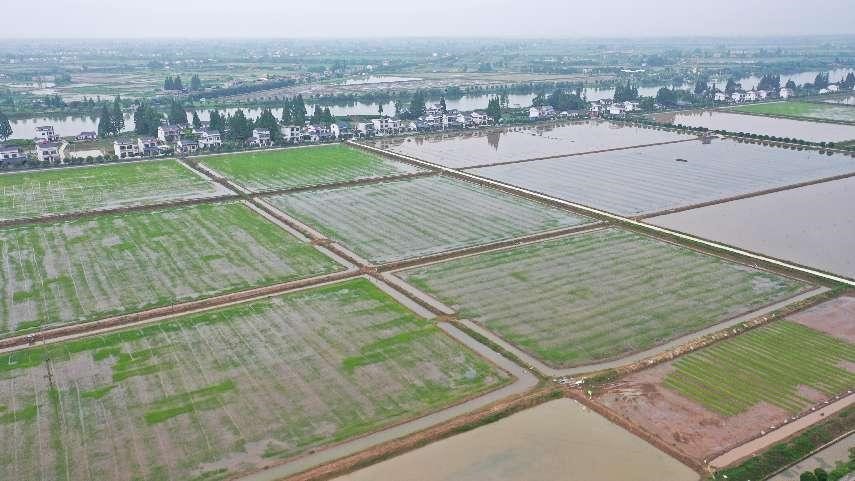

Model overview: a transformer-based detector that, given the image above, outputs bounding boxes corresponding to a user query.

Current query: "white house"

[608,104,626,116]
[36,142,61,163]
[356,122,375,137]
[330,122,353,139]
[113,139,140,159]
[469,111,489,126]
[731,91,744,103]
[157,124,181,143]
[197,128,222,148]
[280,125,304,143]
[175,138,199,154]
[819,88,830,94]
[714,92,728,102]
[35,125,60,143]
[589,104,602,116]
[779,87,794,99]
[371,117,402,136]
[744,91,758,102]
[757,90,769,99]
[828,84,840,92]
[529,105,556,119]
[0,145,26,163]
[137,137,160,156]
[251,128,272,147]
[76,131,97,141]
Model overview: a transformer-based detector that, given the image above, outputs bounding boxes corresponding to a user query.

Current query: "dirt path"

[710,393,855,469]
[455,287,829,378]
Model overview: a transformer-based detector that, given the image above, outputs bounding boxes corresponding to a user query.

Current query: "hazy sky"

[4,0,855,38]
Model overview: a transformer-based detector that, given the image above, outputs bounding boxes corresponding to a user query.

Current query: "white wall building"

[113,139,140,158]
[36,142,61,163]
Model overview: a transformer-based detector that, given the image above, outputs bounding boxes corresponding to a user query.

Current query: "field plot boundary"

[349,140,855,287]
[236,322,538,481]
[724,102,855,126]
[637,169,855,220]
[454,285,827,377]
[455,136,699,170]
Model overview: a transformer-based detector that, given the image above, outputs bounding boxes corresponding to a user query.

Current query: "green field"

[732,101,855,123]
[0,201,341,335]
[269,176,590,263]
[0,160,228,221]
[0,278,506,481]
[399,228,807,367]
[664,321,855,416]
[200,144,423,192]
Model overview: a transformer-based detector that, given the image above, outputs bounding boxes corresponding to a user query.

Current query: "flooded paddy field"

[649,176,855,280]
[336,398,698,481]
[653,110,855,143]
[200,144,424,193]
[398,228,806,368]
[594,312,855,464]
[821,95,855,106]
[267,176,590,264]
[0,202,341,335]
[469,138,855,216]
[0,160,230,221]
[731,101,855,123]
[0,278,509,481]
[375,120,691,168]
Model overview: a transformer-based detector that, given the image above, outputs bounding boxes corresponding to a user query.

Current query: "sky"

[3,0,855,38]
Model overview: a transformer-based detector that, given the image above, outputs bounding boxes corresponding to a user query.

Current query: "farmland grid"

[398,228,808,368]
[0,278,508,481]
[664,320,855,416]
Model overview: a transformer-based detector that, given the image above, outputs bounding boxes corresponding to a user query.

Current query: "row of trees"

[96,96,126,137]
[0,109,11,141]
[163,75,202,92]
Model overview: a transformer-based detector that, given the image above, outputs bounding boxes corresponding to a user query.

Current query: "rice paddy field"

[375,120,691,168]
[470,139,855,215]
[653,110,855,142]
[664,321,855,416]
[267,176,590,263]
[0,278,508,481]
[0,160,230,221]
[0,202,341,335]
[397,228,807,367]
[200,144,424,193]
[731,101,855,123]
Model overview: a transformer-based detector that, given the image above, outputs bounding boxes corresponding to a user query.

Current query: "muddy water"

[770,433,854,481]
[654,110,855,142]
[649,176,855,281]
[335,398,698,481]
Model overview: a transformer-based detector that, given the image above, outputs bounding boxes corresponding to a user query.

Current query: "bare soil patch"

[789,295,855,342]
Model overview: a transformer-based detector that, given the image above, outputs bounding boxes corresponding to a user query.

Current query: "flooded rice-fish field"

[335,398,699,481]
[654,110,855,142]
[375,120,691,168]
[469,138,855,216]
[648,176,855,280]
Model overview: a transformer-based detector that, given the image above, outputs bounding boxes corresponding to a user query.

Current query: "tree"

[785,79,797,90]
[190,74,202,91]
[312,105,324,124]
[254,108,280,142]
[843,72,855,90]
[164,76,174,91]
[133,102,162,136]
[168,100,188,125]
[486,96,502,123]
[111,96,125,133]
[812,468,827,481]
[725,78,740,95]
[192,111,202,128]
[0,109,12,141]
[694,80,707,95]
[531,92,546,107]
[814,72,829,89]
[393,100,404,117]
[377,103,384,117]
[546,89,586,111]
[291,95,307,124]
[757,74,781,92]
[209,110,225,132]
[280,102,293,124]
[655,87,678,107]
[799,471,817,481]
[227,109,252,142]
[439,96,447,113]
[97,103,114,137]
[173,75,183,91]
[408,91,427,118]
[614,82,639,102]
[322,107,334,124]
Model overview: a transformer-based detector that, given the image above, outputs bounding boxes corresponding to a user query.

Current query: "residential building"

[76,131,97,141]
[35,125,60,143]
[757,90,769,99]
[608,104,626,116]
[356,122,375,137]
[157,124,181,143]
[589,104,602,117]
[280,125,304,143]
[779,87,794,99]
[36,142,61,163]
[0,144,26,163]
[714,92,728,102]
[113,139,140,158]
[251,128,272,147]
[175,138,199,154]
[330,122,353,139]
[371,117,402,136]
[137,137,160,156]
[828,85,840,92]
[469,111,489,126]
[731,91,744,102]
[197,128,222,148]
[623,101,639,112]
[529,105,556,119]
[744,91,757,102]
